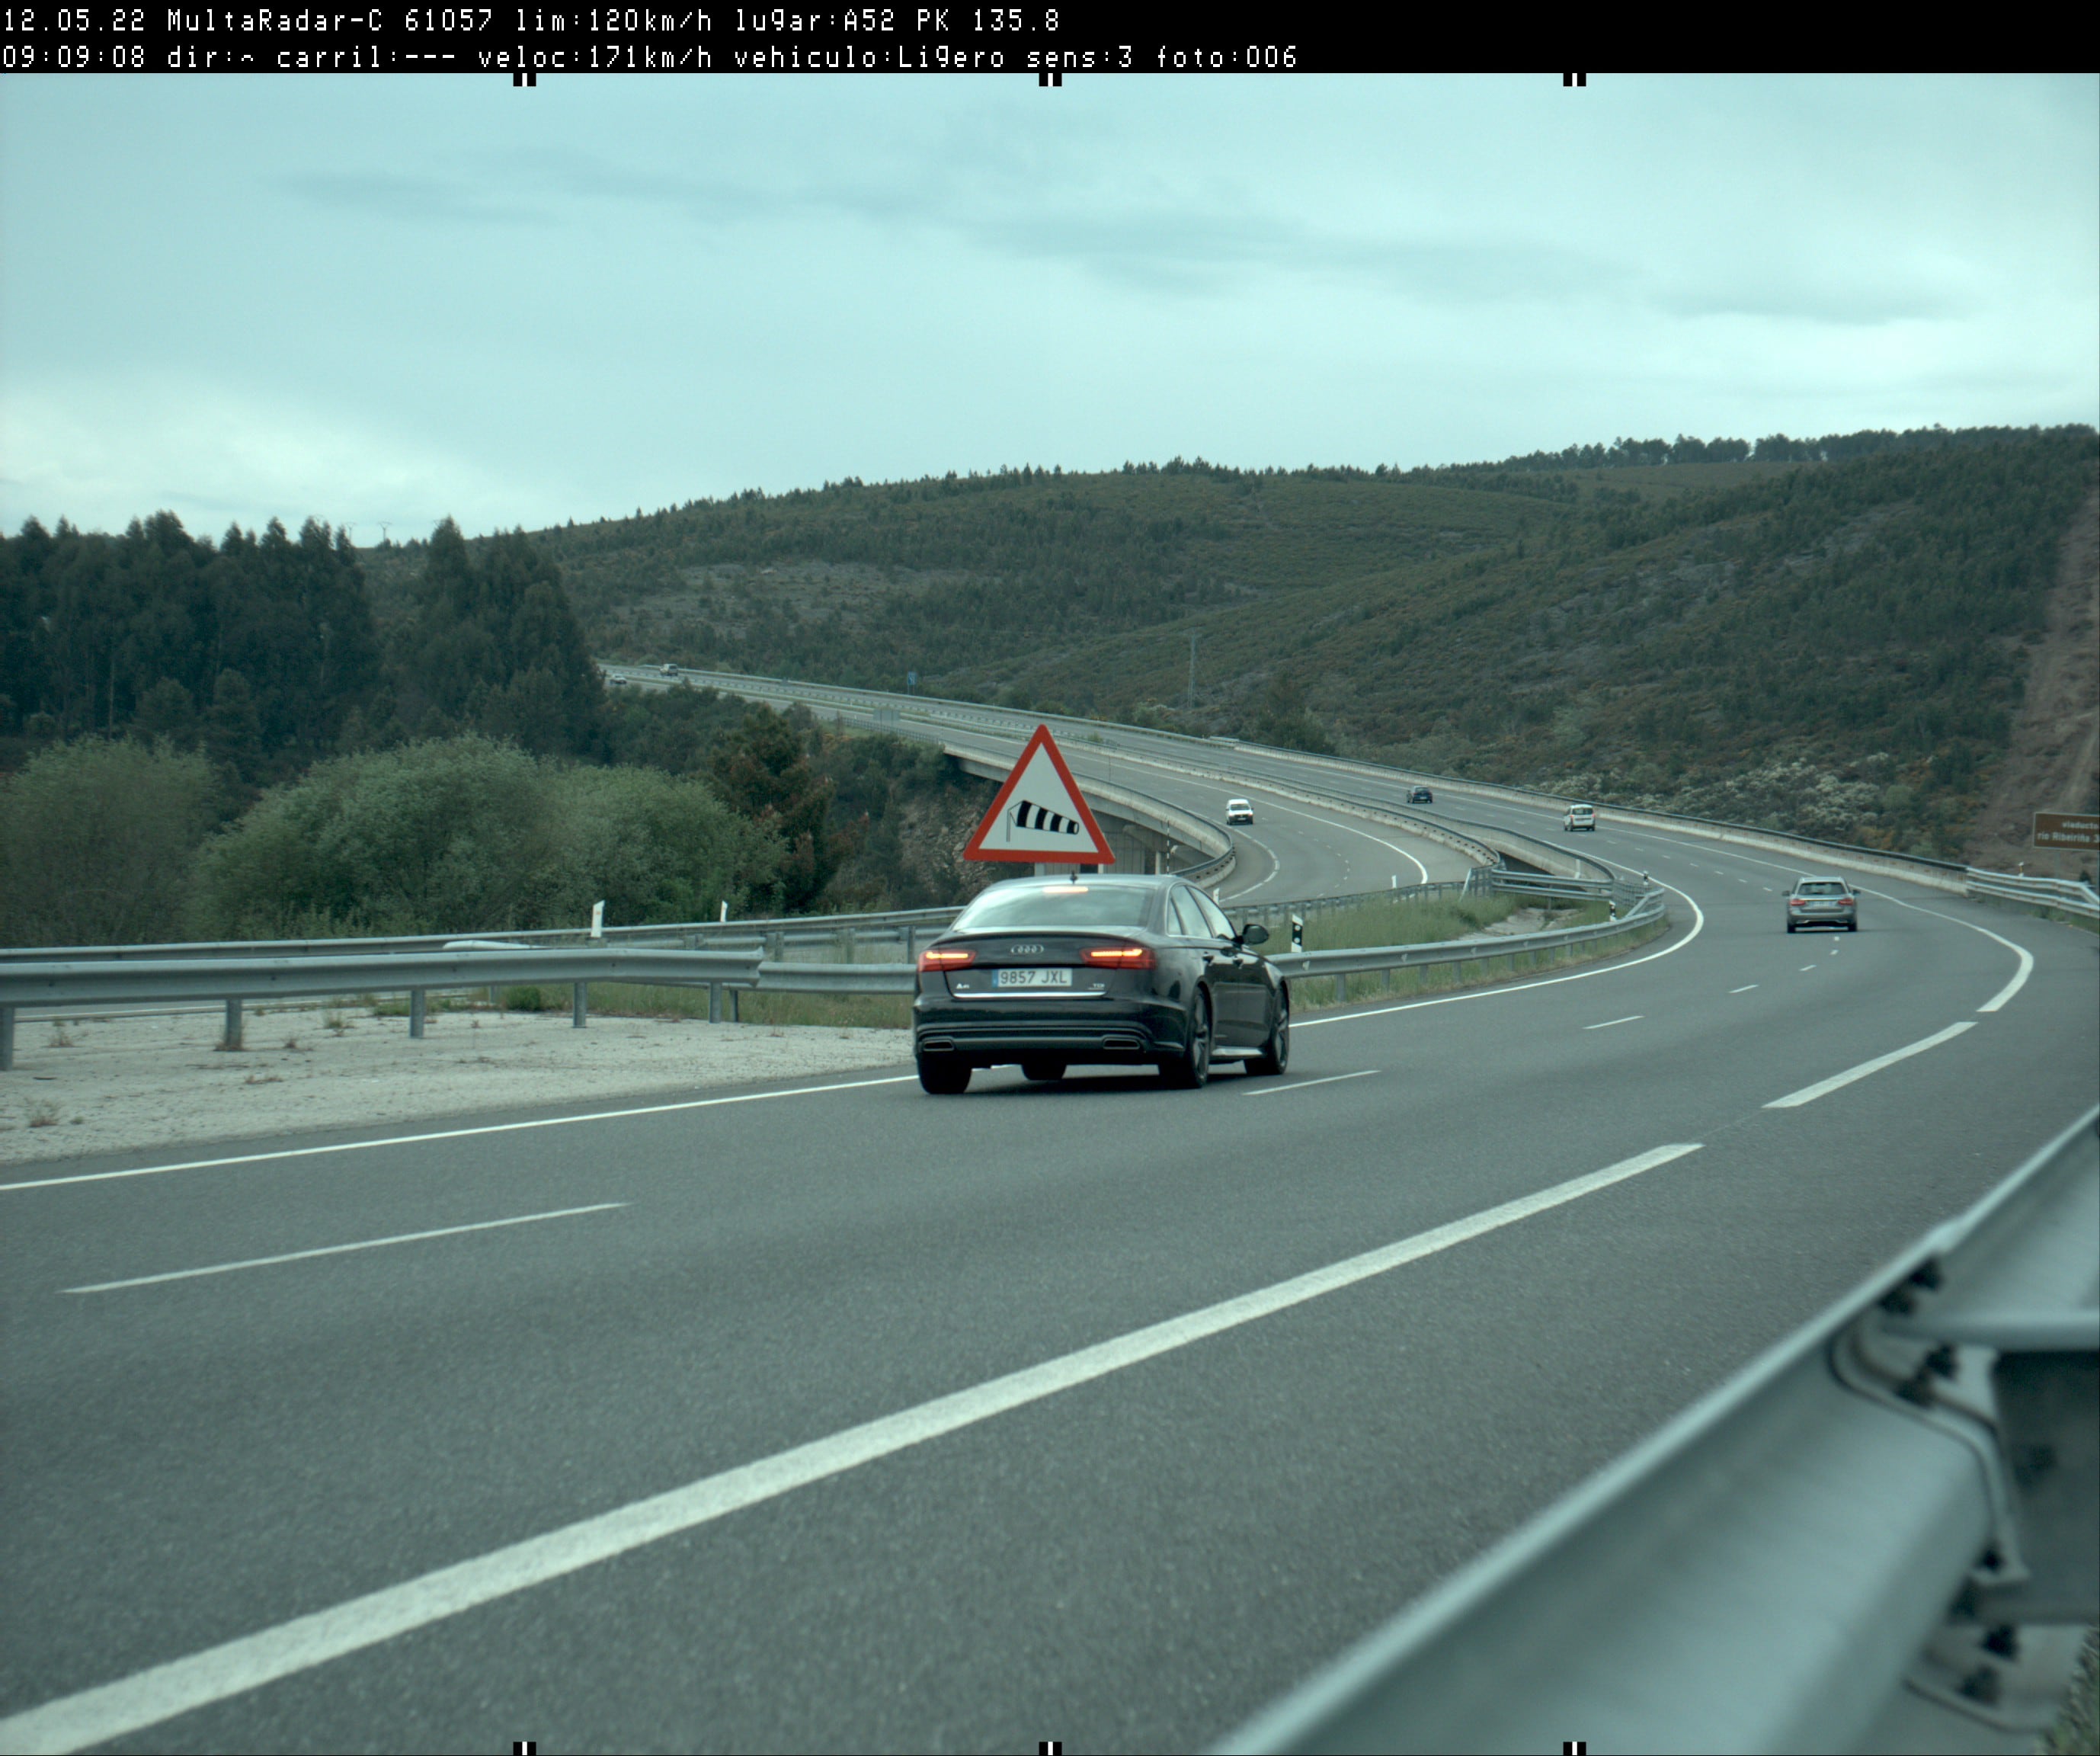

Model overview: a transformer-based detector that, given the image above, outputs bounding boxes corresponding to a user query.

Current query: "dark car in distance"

[912,875,1289,1094]
[1407,787,1434,804]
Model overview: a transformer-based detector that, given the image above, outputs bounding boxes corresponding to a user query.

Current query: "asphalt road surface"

[4,706,2096,1754]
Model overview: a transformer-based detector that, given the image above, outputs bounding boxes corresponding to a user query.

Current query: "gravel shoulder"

[0,1005,911,1165]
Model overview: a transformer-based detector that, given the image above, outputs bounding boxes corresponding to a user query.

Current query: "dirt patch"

[1967,485,2100,876]
[0,1006,910,1166]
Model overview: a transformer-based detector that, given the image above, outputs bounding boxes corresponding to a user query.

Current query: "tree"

[709,705,844,910]
[390,521,603,756]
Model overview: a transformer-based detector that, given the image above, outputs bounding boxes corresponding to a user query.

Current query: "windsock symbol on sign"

[962,724,1116,864]
[1008,799,1079,837]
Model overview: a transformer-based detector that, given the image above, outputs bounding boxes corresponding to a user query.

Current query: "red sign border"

[962,723,1116,864]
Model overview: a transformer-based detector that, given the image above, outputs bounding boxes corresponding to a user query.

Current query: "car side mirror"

[1237,922,1269,947]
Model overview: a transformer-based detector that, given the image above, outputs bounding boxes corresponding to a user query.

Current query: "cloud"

[277,169,547,226]
[0,377,539,537]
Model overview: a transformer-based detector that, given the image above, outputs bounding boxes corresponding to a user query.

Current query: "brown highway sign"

[2033,812,2100,851]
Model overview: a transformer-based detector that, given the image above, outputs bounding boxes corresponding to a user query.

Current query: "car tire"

[1847,920,1858,931]
[1159,989,1212,1088]
[1248,991,1290,1077]
[1020,1060,1067,1082]
[917,1056,971,1094]
[1785,921,1796,933]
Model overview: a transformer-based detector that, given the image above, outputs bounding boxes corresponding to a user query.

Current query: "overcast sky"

[3,74,2095,541]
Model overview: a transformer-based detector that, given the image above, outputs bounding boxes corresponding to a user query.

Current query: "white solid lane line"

[63,1203,628,1295]
[1764,1022,1976,1110]
[1850,886,2036,1014]
[0,1142,1702,1756]
[1249,796,1432,886]
[1218,830,1282,900]
[1242,1070,1378,1098]
[0,1075,921,1195]
[1583,1016,1643,1031]
[1593,822,2035,1016]
[1299,881,1707,1030]
[1730,984,1759,994]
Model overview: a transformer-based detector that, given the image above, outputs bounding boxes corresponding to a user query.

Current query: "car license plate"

[997,968,1071,988]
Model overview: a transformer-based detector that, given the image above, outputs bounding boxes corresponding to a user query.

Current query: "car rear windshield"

[953,884,1157,931]
[1797,881,1849,896]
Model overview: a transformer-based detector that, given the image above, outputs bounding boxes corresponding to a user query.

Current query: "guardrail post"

[571,982,587,1029]
[0,1004,13,1072]
[1334,971,1347,1002]
[730,987,741,1023]
[408,989,425,1040]
[709,982,722,1024]
[222,997,244,1050]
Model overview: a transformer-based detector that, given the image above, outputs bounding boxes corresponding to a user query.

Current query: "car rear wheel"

[917,1056,971,1094]
[1020,1060,1067,1082]
[1159,990,1212,1088]
[1785,921,1796,932]
[1248,992,1289,1077]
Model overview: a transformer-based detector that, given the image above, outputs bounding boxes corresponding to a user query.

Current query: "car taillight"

[1084,942,1157,969]
[917,945,975,971]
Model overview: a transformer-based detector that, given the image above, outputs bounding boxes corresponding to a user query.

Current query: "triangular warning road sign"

[962,724,1115,864]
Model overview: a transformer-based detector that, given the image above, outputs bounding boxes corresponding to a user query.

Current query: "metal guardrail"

[0,876,1674,1068]
[0,948,766,1067]
[1268,885,1667,998]
[1966,868,2100,921]
[0,905,968,966]
[1219,1105,2100,1756]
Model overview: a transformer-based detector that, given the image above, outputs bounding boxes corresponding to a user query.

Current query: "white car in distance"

[1225,799,1256,825]
[1564,803,1596,832]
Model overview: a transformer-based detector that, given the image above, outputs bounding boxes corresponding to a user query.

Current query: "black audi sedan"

[912,874,1289,1094]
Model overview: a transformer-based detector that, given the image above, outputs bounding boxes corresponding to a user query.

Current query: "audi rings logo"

[1010,943,1045,956]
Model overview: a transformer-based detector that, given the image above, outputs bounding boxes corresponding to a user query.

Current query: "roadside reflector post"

[408,990,425,1040]
[222,996,244,1050]
[709,982,722,1024]
[0,1004,14,1072]
[571,982,587,1029]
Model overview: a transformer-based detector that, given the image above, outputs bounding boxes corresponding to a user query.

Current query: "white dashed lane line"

[1730,984,1759,994]
[1242,1070,1379,1098]
[0,1142,1708,1756]
[1583,1016,1644,1031]
[64,1204,629,1294]
[1765,1023,1977,1110]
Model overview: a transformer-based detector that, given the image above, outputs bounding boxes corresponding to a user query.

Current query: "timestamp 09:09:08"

[4,40,151,61]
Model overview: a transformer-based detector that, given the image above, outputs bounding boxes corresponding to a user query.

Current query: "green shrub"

[189,735,781,938]
[0,738,220,946]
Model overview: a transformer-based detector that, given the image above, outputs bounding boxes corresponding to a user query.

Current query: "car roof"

[976,873,1174,891]
[1794,875,1852,887]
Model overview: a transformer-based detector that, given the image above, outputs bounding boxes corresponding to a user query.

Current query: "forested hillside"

[5,423,2092,922]
[0,515,995,941]
[352,425,2094,860]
